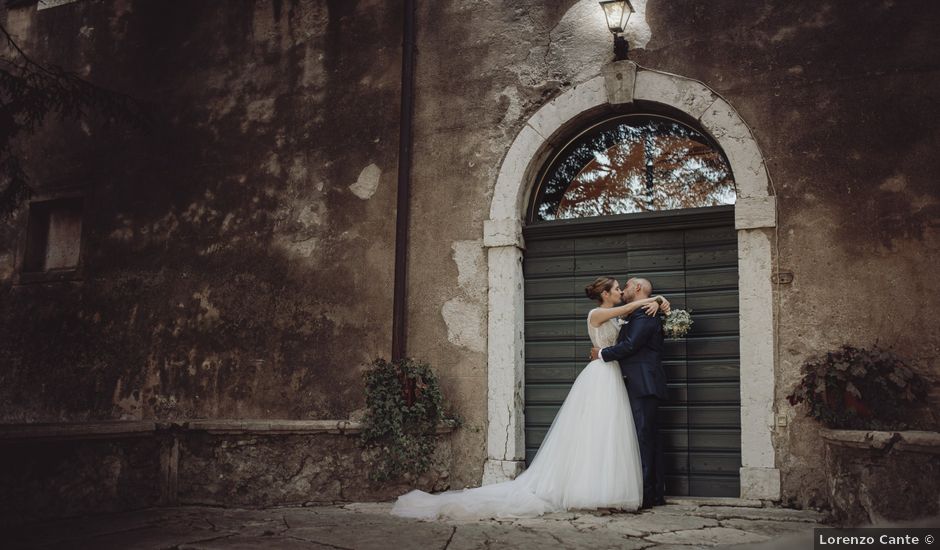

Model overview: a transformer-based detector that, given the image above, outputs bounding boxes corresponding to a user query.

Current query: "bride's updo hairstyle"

[584,276,617,303]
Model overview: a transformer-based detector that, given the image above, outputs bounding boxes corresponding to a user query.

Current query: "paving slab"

[50,525,236,550]
[689,505,825,523]
[7,502,831,550]
[179,534,326,549]
[720,518,817,538]
[666,497,765,508]
[646,526,770,546]
[605,509,720,535]
[447,522,652,550]
[288,517,454,550]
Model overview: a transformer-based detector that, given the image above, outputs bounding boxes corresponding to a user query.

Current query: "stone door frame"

[481,61,780,500]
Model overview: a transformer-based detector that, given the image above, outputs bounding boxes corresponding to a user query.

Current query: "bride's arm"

[589,297,659,327]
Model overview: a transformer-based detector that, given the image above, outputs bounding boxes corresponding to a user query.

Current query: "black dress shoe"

[652,497,667,506]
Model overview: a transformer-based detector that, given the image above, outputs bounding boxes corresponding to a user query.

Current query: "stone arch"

[482,61,780,500]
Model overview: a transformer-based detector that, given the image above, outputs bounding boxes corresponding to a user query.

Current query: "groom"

[591,277,668,509]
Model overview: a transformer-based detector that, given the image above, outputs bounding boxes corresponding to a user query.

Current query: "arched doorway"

[483,61,779,501]
[523,113,740,496]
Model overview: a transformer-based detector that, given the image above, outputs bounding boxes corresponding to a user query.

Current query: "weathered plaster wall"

[2,0,939,512]
[406,0,637,487]
[626,1,940,507]
[0,0,401,421]
[408,0,940,501]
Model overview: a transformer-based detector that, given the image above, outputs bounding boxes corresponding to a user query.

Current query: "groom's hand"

[590,347,601,361]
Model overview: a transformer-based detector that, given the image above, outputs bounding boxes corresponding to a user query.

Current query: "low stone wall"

[0,429,165,526]
[822,430,940,526]
[0,420,455,526]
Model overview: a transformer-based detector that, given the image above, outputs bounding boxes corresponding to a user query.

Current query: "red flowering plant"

[786,345,931,430]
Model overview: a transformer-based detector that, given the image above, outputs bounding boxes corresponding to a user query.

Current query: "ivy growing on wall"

[359,357,455,482]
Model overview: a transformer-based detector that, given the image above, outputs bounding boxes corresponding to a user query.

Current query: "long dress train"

[391,309,643,520]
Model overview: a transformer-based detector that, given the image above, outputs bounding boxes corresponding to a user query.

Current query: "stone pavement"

[9,499,829,549]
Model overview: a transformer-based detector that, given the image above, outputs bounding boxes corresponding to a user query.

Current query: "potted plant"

[786,345,937,526]
[786,345,929,430]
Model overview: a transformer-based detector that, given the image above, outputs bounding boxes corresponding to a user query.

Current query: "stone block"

[735,196,777,230]
[491,123,546,220]
[737,229,777,473]
[603,60,637,105]
[634,69,718,119]
[481,458,524,485]
[740,467,782,501]
[486,245,526,465]
[525,76,607,142]
[699,98,770,199]
[483,218,523,249]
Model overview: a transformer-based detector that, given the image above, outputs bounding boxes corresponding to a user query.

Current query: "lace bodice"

[587,308,622,348]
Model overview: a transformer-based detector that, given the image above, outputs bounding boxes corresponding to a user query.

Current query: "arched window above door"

[529,114,736,222]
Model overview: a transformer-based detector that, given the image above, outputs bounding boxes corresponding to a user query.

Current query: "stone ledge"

[186,419,361,435]
[0,419,458,441]
[0,421,158,441]
[821,429,940,454]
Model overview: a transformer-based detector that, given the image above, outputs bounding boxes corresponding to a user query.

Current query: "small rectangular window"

[37,0,80,11]
[20,197,84,278]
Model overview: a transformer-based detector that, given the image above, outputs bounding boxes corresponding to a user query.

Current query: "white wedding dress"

[391,308,643,520]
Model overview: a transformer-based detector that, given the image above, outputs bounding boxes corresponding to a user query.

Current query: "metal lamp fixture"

[599,0,635,60]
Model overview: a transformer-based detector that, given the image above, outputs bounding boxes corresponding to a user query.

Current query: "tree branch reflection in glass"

[534,117,735,221]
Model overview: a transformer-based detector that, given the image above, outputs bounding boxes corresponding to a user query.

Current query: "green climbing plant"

[359,357,457,482]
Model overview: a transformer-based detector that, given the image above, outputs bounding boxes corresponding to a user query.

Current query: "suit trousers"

[630,394,666,504]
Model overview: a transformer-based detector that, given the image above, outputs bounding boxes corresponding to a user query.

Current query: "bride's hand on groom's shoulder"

[642,301,660,316]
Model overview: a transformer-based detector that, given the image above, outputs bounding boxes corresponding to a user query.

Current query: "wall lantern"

[599,0,634,60]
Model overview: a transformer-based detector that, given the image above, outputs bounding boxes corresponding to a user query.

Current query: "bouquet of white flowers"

[663,309,693,338]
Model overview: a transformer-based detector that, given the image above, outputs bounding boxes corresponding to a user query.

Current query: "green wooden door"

[523,206,740,497]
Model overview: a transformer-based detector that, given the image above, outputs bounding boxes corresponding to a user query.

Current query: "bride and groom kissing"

[392,276,672,520]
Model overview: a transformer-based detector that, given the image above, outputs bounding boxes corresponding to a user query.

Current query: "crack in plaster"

[503,402,512,461]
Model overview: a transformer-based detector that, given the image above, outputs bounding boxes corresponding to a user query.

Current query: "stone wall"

[0,421,454,525]
[822,430,940,526]
[0,430,165,526]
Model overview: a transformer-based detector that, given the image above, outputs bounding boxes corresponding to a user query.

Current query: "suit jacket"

[600,308,668,401]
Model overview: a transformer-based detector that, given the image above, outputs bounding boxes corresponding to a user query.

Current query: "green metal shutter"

[522,206,740,497]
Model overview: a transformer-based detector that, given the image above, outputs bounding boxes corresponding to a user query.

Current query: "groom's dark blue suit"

[600,307,668,507]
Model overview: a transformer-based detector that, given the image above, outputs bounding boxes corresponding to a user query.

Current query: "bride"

[391,276,670,520]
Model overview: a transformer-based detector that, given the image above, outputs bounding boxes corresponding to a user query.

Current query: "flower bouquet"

[663,309,693,338]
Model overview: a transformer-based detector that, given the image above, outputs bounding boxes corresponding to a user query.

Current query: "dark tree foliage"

[0,22,148,217]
